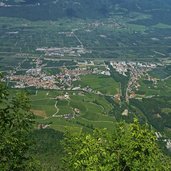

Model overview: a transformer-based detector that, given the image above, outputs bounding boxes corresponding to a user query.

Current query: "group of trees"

[0,73,171,170]
[62,119,171,171]
[0,74,39,170]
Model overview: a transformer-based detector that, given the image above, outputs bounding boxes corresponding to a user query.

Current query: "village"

[7,57,160,102]
[110,61,159,101]
[7,58,110,91]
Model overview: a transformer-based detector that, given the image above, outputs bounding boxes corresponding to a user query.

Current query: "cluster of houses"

[110,61,158,101]
[8,58,111,90]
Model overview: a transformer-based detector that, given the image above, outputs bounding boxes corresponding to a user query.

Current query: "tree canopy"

[0,74,39,171]
[62,119,171,171]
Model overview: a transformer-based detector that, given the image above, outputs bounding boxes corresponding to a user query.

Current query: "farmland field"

[74,74,119,95]
[29,90,115,133]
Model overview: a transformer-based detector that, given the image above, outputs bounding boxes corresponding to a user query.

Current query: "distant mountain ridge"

[0,0,171,21]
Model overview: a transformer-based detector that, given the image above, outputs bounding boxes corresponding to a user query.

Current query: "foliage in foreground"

[30,128,64,171]
[62,119,171,171]
[0,74,39,171]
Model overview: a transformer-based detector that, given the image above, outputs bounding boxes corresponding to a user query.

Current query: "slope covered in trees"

[0,0,171,21]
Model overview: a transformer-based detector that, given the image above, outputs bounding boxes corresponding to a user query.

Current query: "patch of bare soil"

[31,109,47,118]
